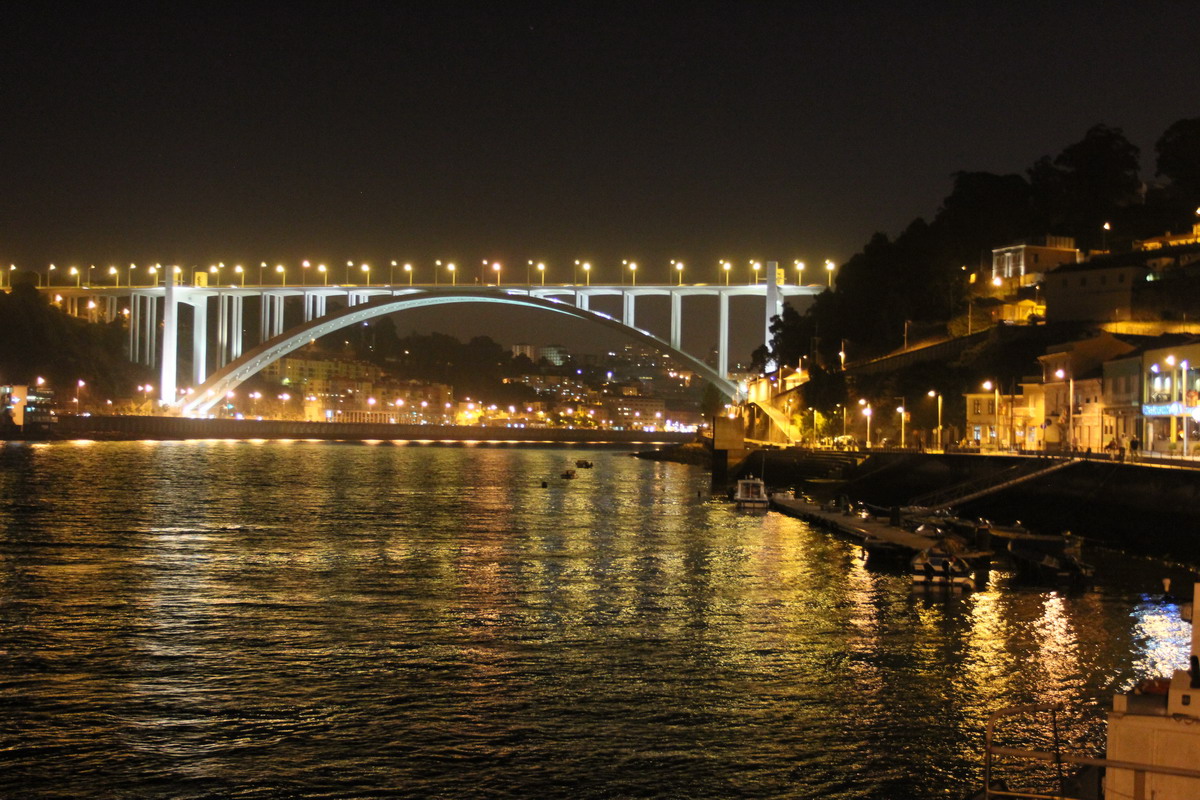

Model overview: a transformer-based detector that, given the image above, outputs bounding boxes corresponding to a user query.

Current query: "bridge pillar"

[231,295,243,360]
[272,294,285,338]
[189,296,207,386]
[143,294,159,368]
[718,292,729,380]
[160,281,178,405]
[217,294,229,367]
[670,291,682,351]
[574,291,589,311]
[622,292,636,328]
[129,294,140,363]
[764,260,781,371]
[105,296,117,323]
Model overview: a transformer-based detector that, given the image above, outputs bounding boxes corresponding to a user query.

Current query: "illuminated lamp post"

[404,263,413,285]
[449,262,457,285]
[276,264,286,285]
[671,259,684,285]
[582,261,591,285]
[928,390,943,451]
[235,265,245,286]
[896,399,907,448]
[537,262,546,285]
[862,404,873,448]
[721,260,731,285]
[69,266,81,287]
[825,259,836,287]
[108,266,119,286]
[794,260,805,284]
[983,380,1001,450]
[751,260,761,284]
[360,263,370,285]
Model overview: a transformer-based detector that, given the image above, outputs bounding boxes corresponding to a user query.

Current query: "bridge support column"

[129,293,141,363]
[231,296,244,360]
[574,291,589,311]
[273,294,285,338]
[105,296,117,323]
[189,296,207,386]
[718,292,729,381]
[622,292,636,328]
[259,292,270,344]
[670,291,682,351]
[764,261,781,371]
[303,292,315,322]
[160,281,178,405]
[217,295,229,367]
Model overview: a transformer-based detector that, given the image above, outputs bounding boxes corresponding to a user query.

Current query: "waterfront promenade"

[15,414,695,444]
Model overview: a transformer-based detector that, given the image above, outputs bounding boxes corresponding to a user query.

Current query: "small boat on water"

[733,478,769,509]
[911,543,978,590]
[575,459,594,469]
[982,522,1093,585]
[561,468,577,479]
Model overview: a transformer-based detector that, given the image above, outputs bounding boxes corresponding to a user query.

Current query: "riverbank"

[748,449,1200,567]
[4,414,696,445]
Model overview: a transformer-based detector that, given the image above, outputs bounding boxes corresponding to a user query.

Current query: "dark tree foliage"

[1031,123,1141,247]
[1156,117,1200,214]
[0,283,148,398]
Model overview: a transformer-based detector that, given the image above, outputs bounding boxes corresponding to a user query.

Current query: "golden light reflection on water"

[0,440,1194,800]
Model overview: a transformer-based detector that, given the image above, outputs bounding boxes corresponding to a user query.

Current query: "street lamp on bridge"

[491,261,500,286]
[721,260,731,285]
[751,260,761,284]
[277,264,287,285]
[360,263,370,285]
[794,260,805,284]
[69,266,81,287]
[449,262,458,285]
[108,266,119,286]
[404,262,413,285]
[317,264,327,285]
[825,259,836,287]
[537,261,546,285]
[671,259,684,285]
[235,265,245,286]
[623,260,637,286]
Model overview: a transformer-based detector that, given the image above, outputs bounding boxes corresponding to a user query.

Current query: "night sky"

[3,2,1198,354]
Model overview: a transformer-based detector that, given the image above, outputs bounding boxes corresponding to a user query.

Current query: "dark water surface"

[0,441,1192,799]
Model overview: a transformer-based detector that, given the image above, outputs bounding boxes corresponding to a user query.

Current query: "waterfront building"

[1102,354,1143,446]
[962,384,1043,451]
[1139,341,1200,454]
[1042,258,1151,323]
[603,395,666,430]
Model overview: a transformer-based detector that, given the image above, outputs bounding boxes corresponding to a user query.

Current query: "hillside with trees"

[756,118,1200,371]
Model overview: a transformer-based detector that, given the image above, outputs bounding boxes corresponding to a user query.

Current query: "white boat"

[734,478,769,509]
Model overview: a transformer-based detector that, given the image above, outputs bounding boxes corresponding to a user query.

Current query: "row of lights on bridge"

[6,258,840,288]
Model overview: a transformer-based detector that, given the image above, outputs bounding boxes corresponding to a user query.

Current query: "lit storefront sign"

[1143,402,1200,417]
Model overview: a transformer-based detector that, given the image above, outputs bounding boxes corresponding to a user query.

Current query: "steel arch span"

[178,288,743,416]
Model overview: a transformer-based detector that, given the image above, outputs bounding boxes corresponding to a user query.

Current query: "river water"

[0,440,1193,799]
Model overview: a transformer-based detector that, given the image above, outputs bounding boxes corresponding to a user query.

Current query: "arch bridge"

[43,268,820,434]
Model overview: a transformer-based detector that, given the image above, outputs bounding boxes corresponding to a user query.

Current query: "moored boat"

[733,478,769,509]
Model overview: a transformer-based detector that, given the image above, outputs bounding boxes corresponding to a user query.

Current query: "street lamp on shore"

[794,260,805,284]
[928,390,943,451]
[859,398,872,448]
[825,259,836,287]
[896,399,907,448]
[983,380,1001,450]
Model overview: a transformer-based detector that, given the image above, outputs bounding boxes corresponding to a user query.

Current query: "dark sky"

[3,2,1198,356]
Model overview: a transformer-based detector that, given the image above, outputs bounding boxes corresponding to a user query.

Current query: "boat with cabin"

[733,478,769,509]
